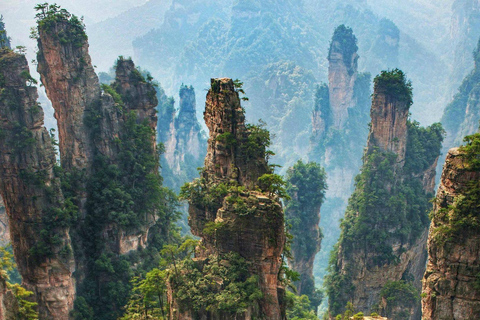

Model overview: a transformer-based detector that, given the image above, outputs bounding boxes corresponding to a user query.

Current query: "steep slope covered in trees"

[422,134,480,319]
[285,160,327,312]
[174,78,286,319]
[326,70,444,319]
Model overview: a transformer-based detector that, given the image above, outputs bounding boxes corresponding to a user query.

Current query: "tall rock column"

[161,84,207,191]
[0,49,75,319]
[308,25,371,295]
[326,70,444,320]
[328,24,359,129]
[172,78,286,320]
[422,138,480,319]
[36,13,99,174]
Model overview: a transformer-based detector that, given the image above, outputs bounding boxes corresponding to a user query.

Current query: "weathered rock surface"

[422,147,480,320]
[171,78,286,320]
[0,49,75,319]
[367,91,409,166]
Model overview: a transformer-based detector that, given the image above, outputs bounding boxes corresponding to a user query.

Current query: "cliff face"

[161,84,207,191]
[442,38,480,151]
[422,145,480,319]
[0,8,163,319]
[326,70,443,320]
[0,49,75,319]
[171,78,285,320]
[367,84,409,166]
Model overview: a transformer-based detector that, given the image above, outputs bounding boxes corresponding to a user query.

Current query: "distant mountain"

[88,0,172,70]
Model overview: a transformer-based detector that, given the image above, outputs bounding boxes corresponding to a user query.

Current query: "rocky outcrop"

[308,25,371,295]
[422,146,480,319]
[367,76,410,167]
[327,24,359,129]
[0,48,75,319]
[326,70,443,320]
[0,200,8,246]
[161,84,207,191]
[170,78,286,320]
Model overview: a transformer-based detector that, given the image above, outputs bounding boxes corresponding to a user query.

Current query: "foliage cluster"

[329,25,358,75]
[171,252,262,315]
[34,3,87,47]
[378,280,419,319]
[373,69,413,106]
[0,245,38,320]
[285,290,318,320]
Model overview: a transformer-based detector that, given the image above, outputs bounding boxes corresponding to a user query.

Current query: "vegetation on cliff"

[325,69,444,318]
[329,25,358,75]
[285,160,327,311]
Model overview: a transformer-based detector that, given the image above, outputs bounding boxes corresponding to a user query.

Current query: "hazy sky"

[1,0,147,48]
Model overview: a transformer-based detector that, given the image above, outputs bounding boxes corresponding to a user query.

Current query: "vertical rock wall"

[422,147,480,319]
[0,49,75,319]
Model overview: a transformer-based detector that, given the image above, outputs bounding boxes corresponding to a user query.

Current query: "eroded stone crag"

[170,78,286,320]
[422,146,480,319]
[0,48,75,319]
[327,70,443,320]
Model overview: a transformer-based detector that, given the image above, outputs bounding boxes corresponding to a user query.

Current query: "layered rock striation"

[422,142,480,319]
[171,78,286,319]
[0,48,75,319]
[326,69,444,320]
